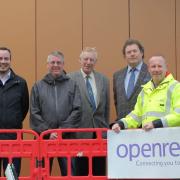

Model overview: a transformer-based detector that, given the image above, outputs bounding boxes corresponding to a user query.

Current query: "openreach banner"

[108,127,180,179]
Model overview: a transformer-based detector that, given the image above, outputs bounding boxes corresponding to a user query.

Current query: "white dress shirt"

[0,70,11,85]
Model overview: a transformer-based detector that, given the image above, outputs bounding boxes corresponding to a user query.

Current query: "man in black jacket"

[0,47,29,176]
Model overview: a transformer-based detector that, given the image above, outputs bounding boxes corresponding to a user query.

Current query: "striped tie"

[86,76,96,111]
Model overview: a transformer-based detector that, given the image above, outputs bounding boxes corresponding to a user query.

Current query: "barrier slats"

[0,129,40,180]
[0,129,175,180]
[39,128,107,179]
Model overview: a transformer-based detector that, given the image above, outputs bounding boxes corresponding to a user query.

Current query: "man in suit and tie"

[68,47,110,176]
[113,39,151,120]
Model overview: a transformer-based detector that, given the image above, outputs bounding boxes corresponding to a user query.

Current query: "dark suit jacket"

[113,62,151,120]
[68,70,110,138]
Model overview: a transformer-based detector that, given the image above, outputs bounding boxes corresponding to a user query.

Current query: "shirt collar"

[0,70,11,85]
[80,68,94,79]
[0,69,11,79]
[127,61,143,73]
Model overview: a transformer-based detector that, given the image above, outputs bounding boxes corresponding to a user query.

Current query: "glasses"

[49,61,62,65]
[0,57,10,61]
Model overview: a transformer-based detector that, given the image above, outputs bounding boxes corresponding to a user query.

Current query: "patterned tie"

[126,68,136,99]
[86,76,96,111]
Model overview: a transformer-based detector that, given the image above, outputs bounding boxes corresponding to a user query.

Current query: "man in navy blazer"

[113,39,151,120]
[68,47,110,176]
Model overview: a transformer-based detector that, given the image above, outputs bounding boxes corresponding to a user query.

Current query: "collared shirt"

[81,69,97,106]
[0,70,11,85]
[124,61,143,93]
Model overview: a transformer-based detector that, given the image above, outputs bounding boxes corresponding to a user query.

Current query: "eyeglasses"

[49,61,62,65]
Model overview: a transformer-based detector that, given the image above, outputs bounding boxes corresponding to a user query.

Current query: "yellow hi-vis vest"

[121,74,180,128]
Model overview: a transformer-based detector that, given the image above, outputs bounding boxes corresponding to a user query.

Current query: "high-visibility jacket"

[120,73,180,128]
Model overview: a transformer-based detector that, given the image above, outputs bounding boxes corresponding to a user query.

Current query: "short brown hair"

[0,47,11,59]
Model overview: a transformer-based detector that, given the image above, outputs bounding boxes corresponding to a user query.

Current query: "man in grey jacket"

[68,47,110,176]
[30,51,81,176]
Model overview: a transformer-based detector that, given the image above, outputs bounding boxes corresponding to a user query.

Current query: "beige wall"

[0,0,179,176]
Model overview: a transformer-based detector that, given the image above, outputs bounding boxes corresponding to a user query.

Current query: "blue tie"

[86,76,96,111]
[127,68,136,99]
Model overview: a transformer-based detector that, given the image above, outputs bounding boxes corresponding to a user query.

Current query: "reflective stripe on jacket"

[121,74,180,128]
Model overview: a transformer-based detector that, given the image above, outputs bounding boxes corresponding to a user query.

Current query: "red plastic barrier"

[0,129,176,180]
[0,129,40,180]
[39,128,107,180]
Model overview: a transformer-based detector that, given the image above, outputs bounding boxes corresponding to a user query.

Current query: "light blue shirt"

[124,61,143,94]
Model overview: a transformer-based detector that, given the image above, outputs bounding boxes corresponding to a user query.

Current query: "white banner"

[108,127,180,179]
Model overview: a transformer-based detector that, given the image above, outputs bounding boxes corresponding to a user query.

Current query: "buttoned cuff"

[152,119,163,128]
[117,120,125,129]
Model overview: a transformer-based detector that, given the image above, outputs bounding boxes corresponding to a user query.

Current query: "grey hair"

[47,51,64,63]
[79,47,97,60]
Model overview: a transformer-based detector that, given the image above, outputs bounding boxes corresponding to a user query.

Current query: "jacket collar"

[143,73,174,91]
[43,71,69,84]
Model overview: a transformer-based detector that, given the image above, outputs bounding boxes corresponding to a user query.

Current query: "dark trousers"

[50,157,76,176]
[0,158,21,177]
[75,132,106,176]
[50,157,67,176]
[75,156,106,176]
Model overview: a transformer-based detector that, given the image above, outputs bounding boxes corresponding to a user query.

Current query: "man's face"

[124,44,143,67]
[148,56,167,84]
[80,52,96,75]
[47,55,64,77]
[0,50,11,74]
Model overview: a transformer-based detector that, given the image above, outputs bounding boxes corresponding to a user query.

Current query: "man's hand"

[50,132,58,139]
[142,122,154,131]
[112,123,121,133]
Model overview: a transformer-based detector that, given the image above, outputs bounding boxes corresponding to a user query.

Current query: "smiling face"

[79,50,97,75]
[47,55,64,77]
[0,49,11,75]
[148,55,167,86]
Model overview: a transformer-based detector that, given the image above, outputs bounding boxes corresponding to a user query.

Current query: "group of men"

[0,38,180,176]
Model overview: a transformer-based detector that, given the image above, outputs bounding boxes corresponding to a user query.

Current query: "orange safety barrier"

[39,128,107,180]
[0,129,40,180]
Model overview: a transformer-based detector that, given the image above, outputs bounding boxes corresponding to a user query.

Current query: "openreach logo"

[108,129,180,179]
[116,142,180,161]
